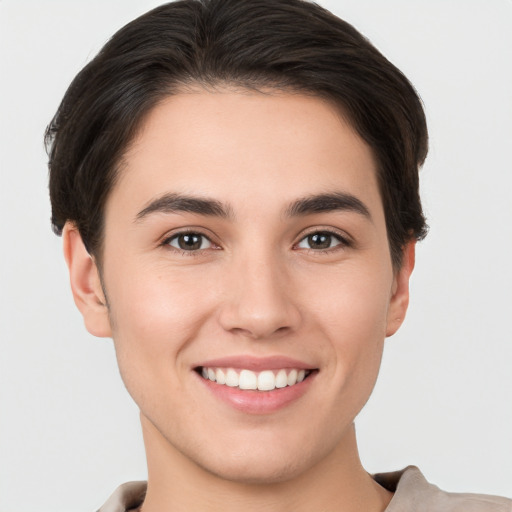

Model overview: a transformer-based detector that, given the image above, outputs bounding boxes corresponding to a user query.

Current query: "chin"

[198,450,310,485]
[190,426,337,486]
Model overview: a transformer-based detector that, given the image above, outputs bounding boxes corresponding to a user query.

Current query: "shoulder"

[97,468,512,512]
[96,481,146,512]
[374,466,512,512]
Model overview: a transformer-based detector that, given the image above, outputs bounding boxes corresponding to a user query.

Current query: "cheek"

[308,259,392,340]
[110,260,213,332]
[306,262,392,401]
[105,263,218,389]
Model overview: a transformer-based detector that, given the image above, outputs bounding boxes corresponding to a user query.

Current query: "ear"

[62,223,112,338]
[386,241,416,337]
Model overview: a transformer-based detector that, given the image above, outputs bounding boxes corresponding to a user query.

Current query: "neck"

[139,415,392,512]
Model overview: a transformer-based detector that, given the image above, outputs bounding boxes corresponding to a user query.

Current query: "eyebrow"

[135,193,233,221]
[285,192,371,220]
[135,191,370,223]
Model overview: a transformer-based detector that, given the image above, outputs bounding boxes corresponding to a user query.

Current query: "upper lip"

[195,355,316,371]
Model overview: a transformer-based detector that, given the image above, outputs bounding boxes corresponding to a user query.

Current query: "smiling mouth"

[196,367,315,391]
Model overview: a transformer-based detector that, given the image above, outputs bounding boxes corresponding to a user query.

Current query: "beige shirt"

[97,466,512,512]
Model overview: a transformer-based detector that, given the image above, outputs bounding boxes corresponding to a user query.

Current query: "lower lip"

[197,371,317,414]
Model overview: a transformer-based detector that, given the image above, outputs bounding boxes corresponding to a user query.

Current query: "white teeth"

[239,369,258,390]
[225,368,239,387]
[257,370,275,391]
[275,369,288,388]
[216,368,226,385]
[287,369,298,386]
[200,366,311,391]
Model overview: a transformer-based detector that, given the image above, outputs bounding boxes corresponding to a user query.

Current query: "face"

[67,90,412,484]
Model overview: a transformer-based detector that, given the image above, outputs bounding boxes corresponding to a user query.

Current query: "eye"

[296,231,345,250]
[166,232,213,251]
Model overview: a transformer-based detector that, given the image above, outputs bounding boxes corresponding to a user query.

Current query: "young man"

[45,0,512,510]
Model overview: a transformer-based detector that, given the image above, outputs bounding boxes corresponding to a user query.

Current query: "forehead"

[111,90,381,219]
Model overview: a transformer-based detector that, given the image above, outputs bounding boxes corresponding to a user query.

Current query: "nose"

[218,252,302,340]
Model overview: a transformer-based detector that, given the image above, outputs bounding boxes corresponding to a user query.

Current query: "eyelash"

[294,229,352,254]
[161,230,218,257]
[161,228,352,256]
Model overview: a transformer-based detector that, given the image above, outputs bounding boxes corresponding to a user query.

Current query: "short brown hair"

[46,0,428,268]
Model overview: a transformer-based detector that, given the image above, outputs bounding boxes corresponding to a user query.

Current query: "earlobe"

[62,223,112,338]
[386,241,416,337]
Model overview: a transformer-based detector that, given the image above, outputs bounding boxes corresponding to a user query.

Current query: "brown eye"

[297,231,343,250]
[168,233,212,251]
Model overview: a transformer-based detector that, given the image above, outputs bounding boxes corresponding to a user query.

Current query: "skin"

[63,90,414,511]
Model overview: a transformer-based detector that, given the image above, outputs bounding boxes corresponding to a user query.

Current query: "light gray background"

[1,1,511,510]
